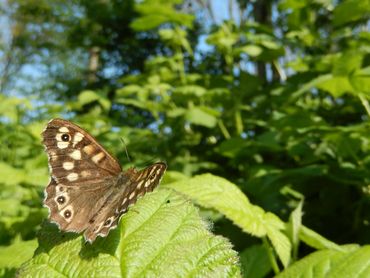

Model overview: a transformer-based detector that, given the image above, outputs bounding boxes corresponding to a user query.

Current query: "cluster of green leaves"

[1,0,370,277]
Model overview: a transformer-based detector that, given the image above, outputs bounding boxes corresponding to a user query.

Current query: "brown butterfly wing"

[83,162,167,242]
[42,119,122,235]
[42,118,122,184]
[44,177,114,233]
[42,118,167,242]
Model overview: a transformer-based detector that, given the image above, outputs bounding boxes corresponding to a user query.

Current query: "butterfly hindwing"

[83,163,167,242]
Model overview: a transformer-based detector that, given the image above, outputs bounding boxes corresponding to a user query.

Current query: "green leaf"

[299,226,344,251]
[174,85,207,97]
[350,67,370,95]
[185,107,218,128]
[333,0,370,26]
[291,74,332,99]
[333,52,363,76]
[116,85,143,97]
[287,200,303,250]
[0,162,27,186]
[316,76,354,97]
[131,2,194,30]
[0,95,31,122]
[163,174,291,267]
[0,240,37,275]
[235,45,263,57]
[77,90,111,111]
[265,225,292,268]
[276,245,370,278]
[18,189,241,277]
[240,245,271,278]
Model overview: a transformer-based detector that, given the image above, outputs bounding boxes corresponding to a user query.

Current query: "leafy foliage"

[1,0,370,277]
[276,245,370,278]
[17,190,240,277]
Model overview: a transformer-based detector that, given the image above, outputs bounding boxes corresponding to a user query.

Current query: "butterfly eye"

[61,134,70,142]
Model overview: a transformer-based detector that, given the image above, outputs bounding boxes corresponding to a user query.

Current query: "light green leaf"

[0,95,31,122]
[333,52,363,76]
[167,107,186,118]
[316,76,354,97]
[18,189,240,278]
[235,45,263,57]
[186,107,218,128]
[116,85,143,97]
[276,245,370,278]
[131,15,169,30]
[299,226,344,251]
[265,225,291,268]
[174,85,207,97]
[350,67,370,95]
[291,74,332,99]
[0,240,37,277]
[131,3,194,30]
[164,174,285,236]
[0,162,27,186]
[77,90,111,111]
[163,174,291,266]
[288,200,303,250]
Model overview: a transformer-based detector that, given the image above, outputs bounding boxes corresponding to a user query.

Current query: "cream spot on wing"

[49,151,57,161]
[135,172,144,181]
[63,161,74,170]
[83,144,95,155]
[144,180,152,188]
[58,127,69,133]
[137,180,144,190]
[57,141,69,149]
[129,191,136,200]
[73,132,84,147]
[149,167,156,176]
[122,197,127,205]
[92,152,105,164]
[81,170,90,177]
[56,185,65,193]
[70,150,81,160]
[67,172,78,181]
[93,222,104,232]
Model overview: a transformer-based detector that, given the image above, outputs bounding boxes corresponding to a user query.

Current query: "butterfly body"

[42,119,166,242]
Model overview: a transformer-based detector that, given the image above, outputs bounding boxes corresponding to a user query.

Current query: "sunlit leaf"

[276,245,370,278]
[163,174,291,266]
[18,189,241,277]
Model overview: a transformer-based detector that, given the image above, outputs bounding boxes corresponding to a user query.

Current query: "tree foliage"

[1,0,370,277]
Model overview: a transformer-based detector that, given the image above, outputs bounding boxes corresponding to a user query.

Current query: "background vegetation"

[1,0,370,277]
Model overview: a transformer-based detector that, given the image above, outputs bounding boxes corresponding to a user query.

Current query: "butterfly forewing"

[42,118,121,184]
[42,119,167,243]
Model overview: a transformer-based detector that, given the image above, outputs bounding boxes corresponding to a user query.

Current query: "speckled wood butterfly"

[42,119,167,242]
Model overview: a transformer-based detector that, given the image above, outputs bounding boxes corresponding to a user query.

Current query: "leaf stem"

[263,237,280,275]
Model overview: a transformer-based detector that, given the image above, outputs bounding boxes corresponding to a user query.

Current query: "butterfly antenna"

[140,156,158,167]
[120,138,131,163]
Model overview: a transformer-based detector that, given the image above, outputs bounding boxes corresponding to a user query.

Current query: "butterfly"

[42,118,167,243]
